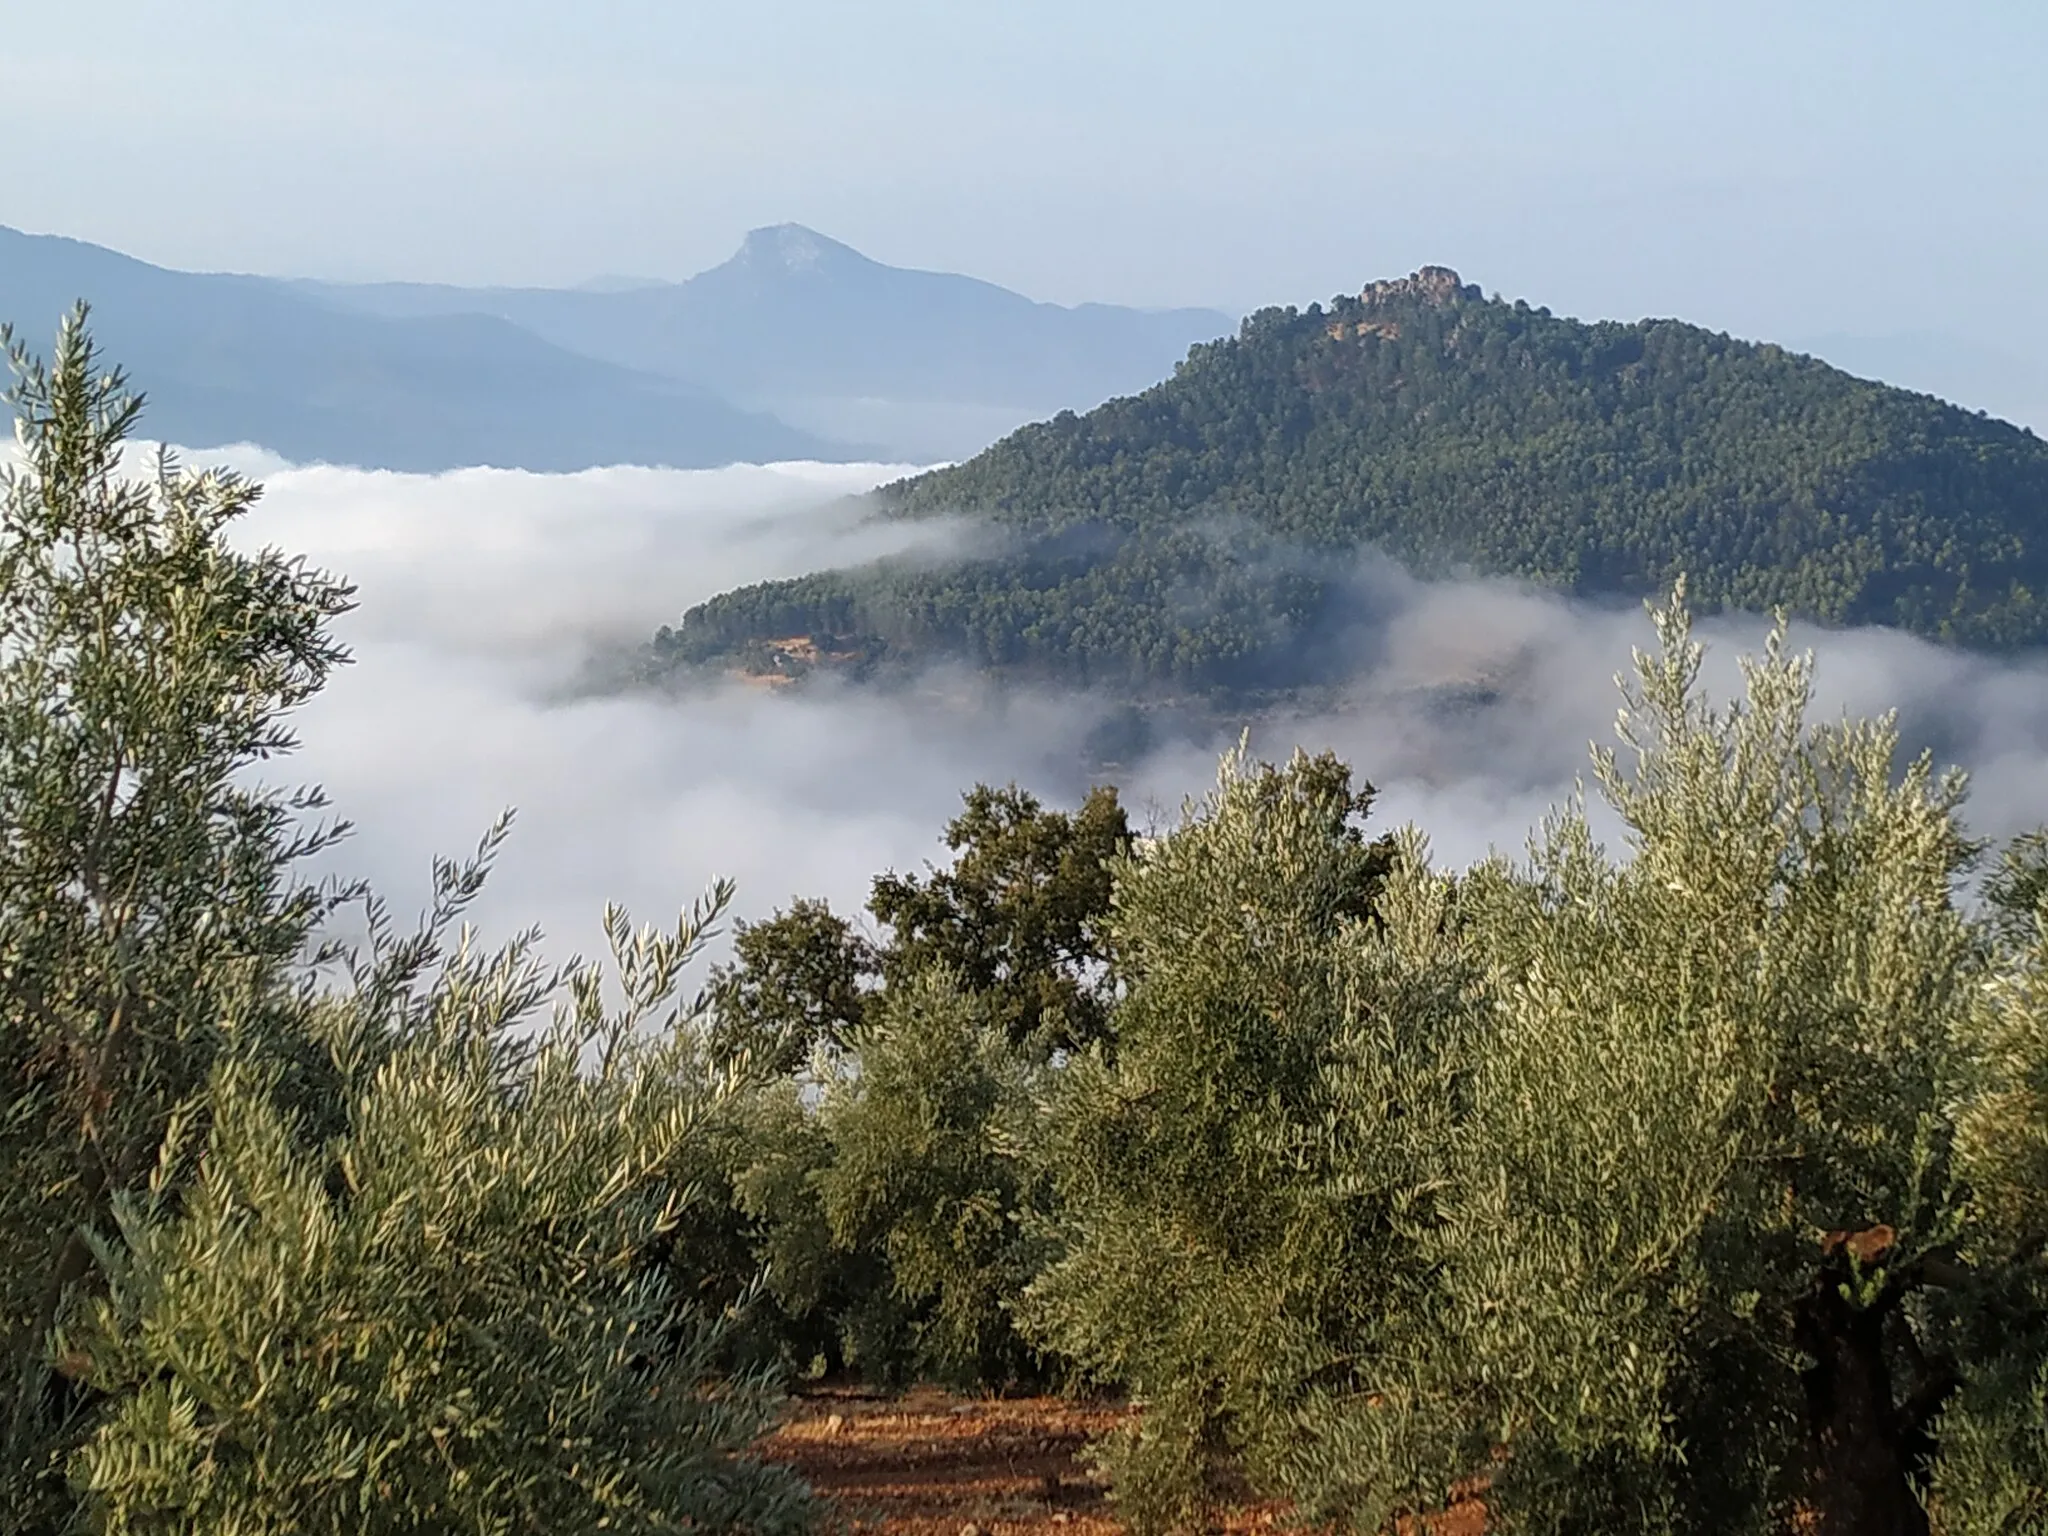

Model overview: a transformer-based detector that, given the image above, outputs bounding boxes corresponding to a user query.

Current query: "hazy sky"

[6,0,2045,350]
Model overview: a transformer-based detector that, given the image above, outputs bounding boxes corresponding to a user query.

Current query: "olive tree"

[66,894,813,1536]
[1021,748,1408,1531]
[0,313,812,1533]
[1029,596,2047,1534]
[0,311,352,1522]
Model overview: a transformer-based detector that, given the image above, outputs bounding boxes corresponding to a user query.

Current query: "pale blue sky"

[6,1,2044,348]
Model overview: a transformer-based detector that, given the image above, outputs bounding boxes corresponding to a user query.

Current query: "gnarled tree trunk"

[1793,1226,1943,1536]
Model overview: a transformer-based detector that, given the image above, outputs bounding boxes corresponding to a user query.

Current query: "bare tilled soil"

[759,1388,1485,1535]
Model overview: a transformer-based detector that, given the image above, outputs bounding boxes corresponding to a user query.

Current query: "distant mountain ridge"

[0,222,1234,468]
[0,225,836,472]
[663,266,2048,698]
[296,225,1235,458]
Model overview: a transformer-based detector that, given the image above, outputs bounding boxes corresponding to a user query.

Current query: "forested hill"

[658,267,2048,696]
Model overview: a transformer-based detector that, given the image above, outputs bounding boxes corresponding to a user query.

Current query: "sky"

[5,1,2046,358]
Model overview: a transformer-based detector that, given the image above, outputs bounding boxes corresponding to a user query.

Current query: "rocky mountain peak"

[731,224,868,277]
[1358,266,1477,309]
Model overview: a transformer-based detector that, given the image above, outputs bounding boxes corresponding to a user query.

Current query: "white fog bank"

[171,451,2048,966]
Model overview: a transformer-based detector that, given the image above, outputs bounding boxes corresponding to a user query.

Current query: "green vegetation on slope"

[8,323,2048,1533]
[661,267,2048,696]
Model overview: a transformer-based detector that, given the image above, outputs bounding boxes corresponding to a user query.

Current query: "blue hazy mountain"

[298,225,1238,460]
[0,225,840,472]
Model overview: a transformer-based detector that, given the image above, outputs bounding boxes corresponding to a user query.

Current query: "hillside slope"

[0,226,837,471]
[664,268,2048,696]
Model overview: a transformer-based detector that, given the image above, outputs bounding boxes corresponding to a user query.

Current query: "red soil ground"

[759,1388,1485,1536]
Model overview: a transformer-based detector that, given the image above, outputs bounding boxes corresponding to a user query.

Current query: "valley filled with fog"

[13,10,2047,1525]
[194,447,2048,967]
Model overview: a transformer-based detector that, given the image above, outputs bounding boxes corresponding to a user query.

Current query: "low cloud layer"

[1198,571,2048,873]
[177,449,2048,967]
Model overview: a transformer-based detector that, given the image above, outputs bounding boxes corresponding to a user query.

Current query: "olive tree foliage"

[0,312,353,1523]
[1404,604,2041,1536]
[1936,854,2048,1533]
[694,782,1133,1388]
[1370,605,1987,1536]
[815,968,1053,1388]
[67,889,814,1536]
[1027,596,2048,1535]
[0,315,813,1534]
[1984,828,2048,945]
[1021,748,1404,1531]
[703,958,1064,1392]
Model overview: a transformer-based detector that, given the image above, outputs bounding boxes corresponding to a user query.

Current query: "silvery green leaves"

[0,319,812,1535]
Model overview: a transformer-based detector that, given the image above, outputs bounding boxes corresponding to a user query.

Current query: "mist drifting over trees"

[4,299,2047,1535]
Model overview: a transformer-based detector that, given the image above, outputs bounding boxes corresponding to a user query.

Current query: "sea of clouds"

[161,447,2048,969]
